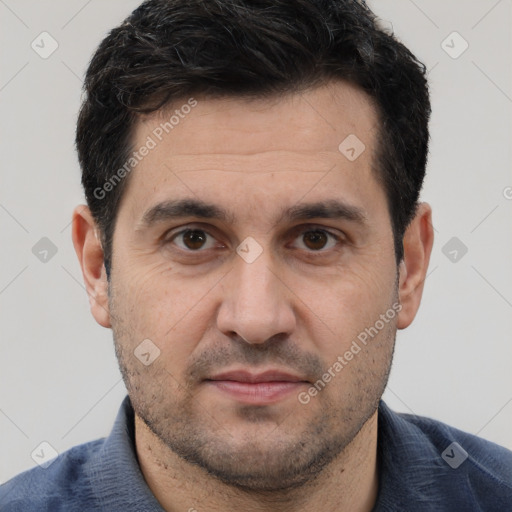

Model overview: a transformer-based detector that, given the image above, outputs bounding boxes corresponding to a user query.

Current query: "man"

[1,0,511,510]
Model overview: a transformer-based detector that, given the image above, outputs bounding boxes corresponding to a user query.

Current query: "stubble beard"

[108,279,397,493]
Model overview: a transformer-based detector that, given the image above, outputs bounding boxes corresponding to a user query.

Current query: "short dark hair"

[76,0,431,275]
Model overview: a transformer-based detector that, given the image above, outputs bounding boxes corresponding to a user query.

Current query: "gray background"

[0,0,511,483]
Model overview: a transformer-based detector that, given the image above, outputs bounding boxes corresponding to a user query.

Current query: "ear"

[71,205,111,328]
[396,202,434,329]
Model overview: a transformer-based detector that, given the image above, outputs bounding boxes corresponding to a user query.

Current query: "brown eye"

[182,229,208,250]
[302,230,329,250]
[290,228,340,252]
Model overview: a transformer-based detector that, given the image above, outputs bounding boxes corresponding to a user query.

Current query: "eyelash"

[163,225,344,254]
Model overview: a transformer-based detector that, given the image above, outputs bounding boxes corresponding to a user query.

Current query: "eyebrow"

[280,199,367,225]
[137,197,367,230]
[138,199,234,229]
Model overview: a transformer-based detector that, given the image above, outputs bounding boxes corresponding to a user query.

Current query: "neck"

[135,411,379,512]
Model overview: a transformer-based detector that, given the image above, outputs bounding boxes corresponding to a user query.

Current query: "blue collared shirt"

[1,396,511,511]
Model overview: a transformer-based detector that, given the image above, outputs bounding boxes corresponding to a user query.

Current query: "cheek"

[316,287,396,381]
[305,264,394,342]
[111,261,221,367]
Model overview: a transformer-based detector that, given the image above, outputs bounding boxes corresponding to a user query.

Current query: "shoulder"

[0,438,105,512]
[401,407,512,481]
[377,401,512,510]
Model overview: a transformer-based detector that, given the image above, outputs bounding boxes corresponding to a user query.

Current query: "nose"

[216,248,296,345]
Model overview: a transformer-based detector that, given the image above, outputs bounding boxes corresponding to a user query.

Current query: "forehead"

[137,81,377,156]
[121,81,383,224]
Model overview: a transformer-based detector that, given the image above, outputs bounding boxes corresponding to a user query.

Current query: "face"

[107,82,399,491]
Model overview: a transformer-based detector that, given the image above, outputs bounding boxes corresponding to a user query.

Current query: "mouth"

[204,369,310,405]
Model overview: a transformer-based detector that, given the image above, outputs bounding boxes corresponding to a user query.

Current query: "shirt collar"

[89,396,464,511]
[373,400,465,511]
[88,395,165,511]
